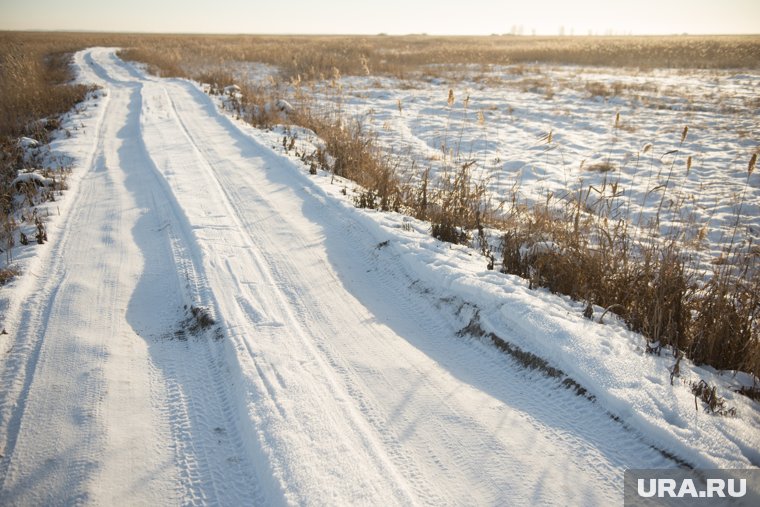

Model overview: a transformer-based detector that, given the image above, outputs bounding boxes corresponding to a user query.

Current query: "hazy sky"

[1,0,758,35]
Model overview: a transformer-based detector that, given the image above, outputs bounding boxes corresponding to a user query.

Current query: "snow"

[223,84,242,96]
[11,172,55,188]
[17,137,39,149]
[303,65,760,271]
[0,47,757,507]
[275,99,294,113]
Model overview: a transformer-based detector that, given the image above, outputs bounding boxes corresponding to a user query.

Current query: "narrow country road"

[0,48,674,506]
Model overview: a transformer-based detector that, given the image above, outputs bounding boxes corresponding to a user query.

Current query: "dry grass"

[116,34,760,84]
[491,149,759,377]
[0,32,112,138]
[690,379,737,416]
[3,31,759,380]
[0,265,20,285]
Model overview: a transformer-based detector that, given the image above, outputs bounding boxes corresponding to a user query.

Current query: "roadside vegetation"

[281,92,760,382]
[2,31,759,388]
[1,33,93,283]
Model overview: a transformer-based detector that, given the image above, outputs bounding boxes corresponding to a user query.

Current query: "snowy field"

[282,63,760,271]
[0,48,758,506]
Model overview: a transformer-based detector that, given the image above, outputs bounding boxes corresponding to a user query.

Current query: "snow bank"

[363,204,759,469]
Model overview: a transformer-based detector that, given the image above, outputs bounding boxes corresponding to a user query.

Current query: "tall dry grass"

[0,32,124,138]
[116,34,760,86]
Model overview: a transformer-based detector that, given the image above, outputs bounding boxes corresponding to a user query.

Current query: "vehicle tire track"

[152,80,423,505]
[138,79,432,504]
[110,75,267,505]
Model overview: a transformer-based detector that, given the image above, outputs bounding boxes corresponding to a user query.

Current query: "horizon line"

[2,29,760,38]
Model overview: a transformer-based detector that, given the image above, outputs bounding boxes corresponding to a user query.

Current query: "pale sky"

[1,0,758,35]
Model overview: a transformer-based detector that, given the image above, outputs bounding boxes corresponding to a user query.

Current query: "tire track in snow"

[147,80,421,505]
[279,190,587,504]
[201,146,550,503]
[95,59,266,505]
[0,82,184,505]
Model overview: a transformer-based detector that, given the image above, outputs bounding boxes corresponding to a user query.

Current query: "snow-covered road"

[0,48,749,506]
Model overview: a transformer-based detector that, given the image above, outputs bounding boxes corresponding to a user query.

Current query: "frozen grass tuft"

[0,266,20,286]
[690,379,737,416]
